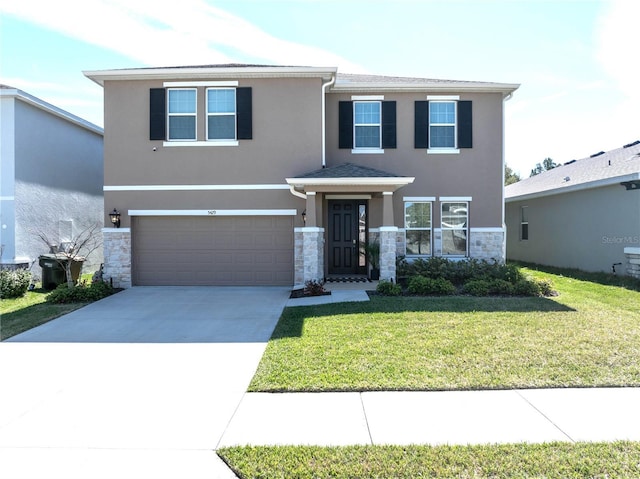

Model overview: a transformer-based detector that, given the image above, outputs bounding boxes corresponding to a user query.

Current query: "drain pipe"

[321,74,336,168]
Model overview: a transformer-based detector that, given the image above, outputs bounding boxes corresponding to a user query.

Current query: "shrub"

[46,280,115,304]
[407,276,456,295]
[0,269,32,299]
[303,279,327,296]
[462,279,491,296]
[513,279,542,297]
[376,280,402,296]
[488,279,515,296]
[535,278,556,296]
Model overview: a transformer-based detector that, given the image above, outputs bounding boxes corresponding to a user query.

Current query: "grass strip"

[218,441,640,479]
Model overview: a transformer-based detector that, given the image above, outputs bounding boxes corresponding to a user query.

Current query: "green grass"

[0,285,87,340]
[218,441,640,479]
[249,266,640,392]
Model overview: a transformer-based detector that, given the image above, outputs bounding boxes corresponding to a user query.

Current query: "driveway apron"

[0,286,290,479]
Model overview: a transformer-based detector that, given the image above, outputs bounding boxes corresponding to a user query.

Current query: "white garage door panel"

[133,216,293,286]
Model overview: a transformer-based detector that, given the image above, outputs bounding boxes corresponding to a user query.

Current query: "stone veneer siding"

[294,227,324,287]
[379,227,398,282]
[468,229,506,262]
[624,247,640,279]
[102,228,131,289]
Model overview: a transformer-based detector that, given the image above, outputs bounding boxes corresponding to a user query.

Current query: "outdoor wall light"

[110,208,121,228]
[301,209,306,226]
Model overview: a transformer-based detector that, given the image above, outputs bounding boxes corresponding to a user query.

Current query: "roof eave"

[505,172,640,203]
[330,82,520,95]
[84,66,338,86]
[286,177,415,187]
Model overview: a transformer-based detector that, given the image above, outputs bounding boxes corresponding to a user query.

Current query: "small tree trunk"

[65,260,74,287]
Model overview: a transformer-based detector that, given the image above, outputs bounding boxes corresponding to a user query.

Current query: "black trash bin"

[39,254,85,290]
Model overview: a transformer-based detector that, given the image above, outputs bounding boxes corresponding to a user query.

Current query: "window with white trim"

[354,101,381,149]
[441,201,468,256]
[207,88,236,140]
[520,206,529,241]
[405,201,432,256]
[167,88,196,140]
[429,101,456,148]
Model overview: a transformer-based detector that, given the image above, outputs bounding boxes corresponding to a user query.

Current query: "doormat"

[325,277,371,283]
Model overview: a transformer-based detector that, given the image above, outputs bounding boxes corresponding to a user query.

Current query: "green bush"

[462,279,491,296]
[376,280,402,296]
[407,276,456,295]
[488,279,515,295]
[0,269,32,299]
[46,281,115,304]
[513,279,542,297]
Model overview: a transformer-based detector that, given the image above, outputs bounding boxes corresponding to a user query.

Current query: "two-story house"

[84,65,518,288]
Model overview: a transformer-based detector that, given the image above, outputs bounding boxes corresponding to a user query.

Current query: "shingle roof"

[294,163,404,179]
[505,141,640,201]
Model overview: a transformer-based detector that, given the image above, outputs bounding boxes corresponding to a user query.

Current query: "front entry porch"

[287,163,414,287]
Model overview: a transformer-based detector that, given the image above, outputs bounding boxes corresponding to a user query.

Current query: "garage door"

[132,216,293,286]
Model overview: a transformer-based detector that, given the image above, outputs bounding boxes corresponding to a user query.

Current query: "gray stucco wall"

[10,99,104,273]
[506,184,640,274]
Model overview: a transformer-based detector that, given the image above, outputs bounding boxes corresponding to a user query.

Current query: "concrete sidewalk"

[219,387,640,447]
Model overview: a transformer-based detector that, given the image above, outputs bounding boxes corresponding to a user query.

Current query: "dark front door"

[328,200,367,275]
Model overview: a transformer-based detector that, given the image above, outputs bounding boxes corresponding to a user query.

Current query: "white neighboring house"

[0,85,104,275]
[505,141,640,278]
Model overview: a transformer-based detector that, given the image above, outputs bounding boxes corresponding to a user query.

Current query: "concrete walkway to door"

[0,286,291,479]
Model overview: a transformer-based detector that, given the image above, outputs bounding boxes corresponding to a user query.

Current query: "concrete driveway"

[0,286,291,479]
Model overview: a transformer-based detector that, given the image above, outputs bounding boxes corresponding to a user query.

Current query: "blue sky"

[1,0,637,176]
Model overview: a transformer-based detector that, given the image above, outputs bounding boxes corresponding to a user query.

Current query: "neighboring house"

[0,85,104,273]
[83,65,518,288]
[505,141,640,278]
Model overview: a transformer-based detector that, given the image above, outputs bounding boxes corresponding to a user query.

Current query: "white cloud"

[0,0,364,70]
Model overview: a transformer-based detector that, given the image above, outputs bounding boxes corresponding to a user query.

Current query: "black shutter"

[149,88,166,141]
[236,87,252,140]
[339,101,353,149]
[414,101,429,149]
[381,101,396,149]
[457,100,472,148]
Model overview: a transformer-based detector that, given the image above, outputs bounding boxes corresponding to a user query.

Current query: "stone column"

[294,227,324,288]
[379,191,397,282]
[379,227,398,282]
[624,247,640,279]
[102,228,132,288]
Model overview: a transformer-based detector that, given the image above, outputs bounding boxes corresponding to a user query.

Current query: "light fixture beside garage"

[109,208,121,228]
[301,209,307,226]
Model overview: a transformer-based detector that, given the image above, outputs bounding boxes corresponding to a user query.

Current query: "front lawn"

[218,441,640,479]
[249,266,640,392]
[0,287,86,340]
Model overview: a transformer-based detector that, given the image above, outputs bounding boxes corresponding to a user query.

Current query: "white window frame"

[441,201,469,257]
[520,206,529,241]
[404,201,433,257]
[353,100,382,152]
[427,95,460,154]
[206,87,237,142]
[167,88,197,141]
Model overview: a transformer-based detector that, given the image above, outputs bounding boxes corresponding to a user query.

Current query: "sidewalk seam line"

[359,393,374,445]
[515,390,575,443]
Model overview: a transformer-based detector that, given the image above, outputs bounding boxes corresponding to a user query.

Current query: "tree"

[36,222,102,288]
[505,164,521,186]
[530,157,558,177]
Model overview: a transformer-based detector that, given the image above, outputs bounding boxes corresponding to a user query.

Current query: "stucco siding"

[325,92,505,229]
[506,184,639,274]
[12,100,103,269]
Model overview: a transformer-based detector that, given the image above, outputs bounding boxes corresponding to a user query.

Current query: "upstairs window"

[414,99,472,151]
[429,101,456,148]
[354,101,381,149]
[167,88,196,140]
[207,88,236,140]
